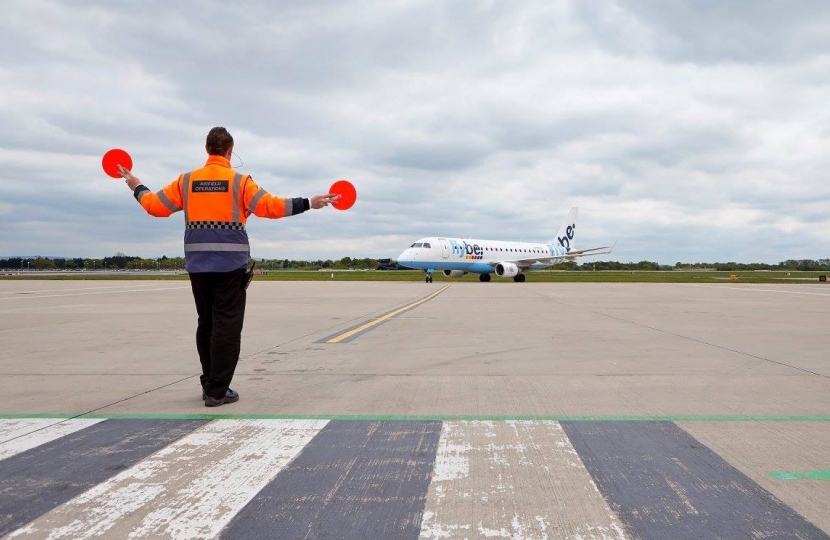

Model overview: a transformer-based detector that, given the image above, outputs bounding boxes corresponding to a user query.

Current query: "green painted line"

[2,413,830,421]
[769,469,830,481]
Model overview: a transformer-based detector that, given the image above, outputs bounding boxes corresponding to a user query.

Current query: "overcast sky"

[1,1,828,264]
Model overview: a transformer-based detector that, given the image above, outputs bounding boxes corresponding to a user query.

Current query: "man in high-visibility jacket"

[119,127,338,407]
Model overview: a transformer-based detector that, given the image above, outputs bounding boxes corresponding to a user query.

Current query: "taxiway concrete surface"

[1,280,828,538]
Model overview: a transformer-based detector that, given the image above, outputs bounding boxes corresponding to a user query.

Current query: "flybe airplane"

[397,207,614,282]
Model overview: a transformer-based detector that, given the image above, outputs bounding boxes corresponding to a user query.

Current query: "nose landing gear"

[425,271,433,283]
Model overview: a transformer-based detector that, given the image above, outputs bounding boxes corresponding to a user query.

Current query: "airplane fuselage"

[397,237,571,275]
[396,208,610,282]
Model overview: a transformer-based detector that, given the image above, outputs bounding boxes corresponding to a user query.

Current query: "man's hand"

[310,193,341,209]
[118,164,142,190]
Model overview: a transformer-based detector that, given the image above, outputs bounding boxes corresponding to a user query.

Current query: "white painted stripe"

[0,419,105,461]
[420,421,628,540]
[0,283,179,295]
[8,419,327,539]
[0,286,190,301]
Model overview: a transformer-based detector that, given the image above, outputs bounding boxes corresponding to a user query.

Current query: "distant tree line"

[0,254,380,271]
[556,259,830,271]
[673,259,830,272]
[254,257,382,271]
[0,254,185,270]
[2,255,828,272]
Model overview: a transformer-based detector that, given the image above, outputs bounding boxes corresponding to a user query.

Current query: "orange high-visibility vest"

[134,155,308,272]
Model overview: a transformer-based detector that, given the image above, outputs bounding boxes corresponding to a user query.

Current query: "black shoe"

[202,387,234,400]
[204,388,239,407]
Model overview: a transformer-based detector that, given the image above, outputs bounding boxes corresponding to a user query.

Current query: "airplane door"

[440,239,449,259]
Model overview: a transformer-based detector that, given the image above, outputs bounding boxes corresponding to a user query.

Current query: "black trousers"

[189,268,247,399]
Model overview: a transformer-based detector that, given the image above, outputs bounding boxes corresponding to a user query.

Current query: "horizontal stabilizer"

[564,241,616,259]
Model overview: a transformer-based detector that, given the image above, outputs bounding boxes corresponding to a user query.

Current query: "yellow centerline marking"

[326,285,450,343]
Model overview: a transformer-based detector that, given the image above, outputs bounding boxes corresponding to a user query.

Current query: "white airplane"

[396,207,614,282]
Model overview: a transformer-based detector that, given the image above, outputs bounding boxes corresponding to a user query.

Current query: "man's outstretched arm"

[242,175,339,218]
[119,164,183,218]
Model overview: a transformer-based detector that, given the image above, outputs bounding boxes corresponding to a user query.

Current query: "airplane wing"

[512,242,616,267]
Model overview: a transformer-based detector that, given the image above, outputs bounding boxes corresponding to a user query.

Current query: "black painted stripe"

[0,419,209,536]
[561,421,829,539]
[220,420,442,540]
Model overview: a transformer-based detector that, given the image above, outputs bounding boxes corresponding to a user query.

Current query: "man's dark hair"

[206,127,234,156]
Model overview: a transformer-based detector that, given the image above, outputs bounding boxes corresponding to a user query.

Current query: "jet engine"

[442,270,467,278]
[494,262,519,278]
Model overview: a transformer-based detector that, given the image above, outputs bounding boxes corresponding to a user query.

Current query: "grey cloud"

[1,1,829,264]
[378,141,491,172]
[577,1,830,64]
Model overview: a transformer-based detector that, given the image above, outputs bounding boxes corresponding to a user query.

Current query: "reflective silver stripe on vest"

[184,243,250,252]
[231,173,242,223]
[284,197,294,217]
[182,172,192,222]
[136,190,149,203]
[156,190,180,213]
[248,188,266,214]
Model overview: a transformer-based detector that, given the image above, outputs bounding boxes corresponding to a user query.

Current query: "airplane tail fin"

[547,207,578,253]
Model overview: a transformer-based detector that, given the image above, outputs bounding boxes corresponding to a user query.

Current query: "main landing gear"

[513,273,526,282]
[479,273,491,282]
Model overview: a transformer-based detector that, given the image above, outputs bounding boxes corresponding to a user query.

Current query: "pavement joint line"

[0,374,199,447]
[597,312,830,380]
[2,414,830,421]
[531,289,830,380]
[321,284,451,343]
[684,283,830,297]
[0,418,72,447]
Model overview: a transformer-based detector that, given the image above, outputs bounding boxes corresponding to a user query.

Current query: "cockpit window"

[411,242,423,248]
[423,243,431,248]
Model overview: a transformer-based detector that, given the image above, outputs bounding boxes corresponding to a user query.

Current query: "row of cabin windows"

[482,247,546,253]
[411,242,547,254]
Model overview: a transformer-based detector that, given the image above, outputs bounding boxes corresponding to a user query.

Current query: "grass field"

[2,270,827,284]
